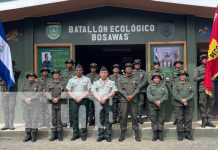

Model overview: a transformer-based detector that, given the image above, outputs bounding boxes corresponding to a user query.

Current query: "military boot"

[178,131,184,141]
[152,131,158,141]
[31,132,37,142]
[201,117,207,128]
[184,131,194,141]
[49,131,57,141]
[173,119,178,125]
[89,117,95,126]
[134,129,141,142]
[159,130,164,141]
[207,118,216,127]
[57,130,63,141]
[23,132,31,142]
[118,129,125,142]
[1,121,10,130]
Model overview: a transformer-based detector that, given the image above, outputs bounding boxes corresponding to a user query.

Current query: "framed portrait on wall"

[34,43,73,74]
[147,41,187,78]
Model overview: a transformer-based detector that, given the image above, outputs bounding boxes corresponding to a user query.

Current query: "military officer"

[193,54,216,128]
[172,70,195,141]
[148,61,166,85]
[171,59,184,125]
[109,64,122,124]
[46,69,65,141]
[1,60,21,130]
[132,59,148,124]
[147,73,168,141]
[67,64,91,141]
[92,66,117,142]
[60,59,75,127]
[20,72,41,142]
[37,67,51,128]
[86,63,99,126]
[117,63,141,142]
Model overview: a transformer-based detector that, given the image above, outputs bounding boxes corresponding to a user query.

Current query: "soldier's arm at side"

[160,85,169,103]
[66,79,76,99]
[91,81,101,101]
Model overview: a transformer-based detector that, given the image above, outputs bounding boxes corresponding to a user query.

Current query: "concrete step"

[1,122,218,140]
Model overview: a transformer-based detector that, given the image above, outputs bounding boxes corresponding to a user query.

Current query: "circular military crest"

[46,22,61,40]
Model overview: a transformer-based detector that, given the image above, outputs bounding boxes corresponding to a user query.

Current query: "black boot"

[173,119,178,125]
[152,131,158,141]
[159,130,164,141]
[49,131,57,141]
[58,130,63,141]
[201,117,207,128]
[71,134,80,141]
[31,132,37,142]
[137,115,144,124]
[207,118,216,127]
[23,132,31,142]
[118,130,125,142]
[134,129,141,142]
[178,131,184,141]
[184,131,194,141]
[1,121,10,130]
[89,117,95,126]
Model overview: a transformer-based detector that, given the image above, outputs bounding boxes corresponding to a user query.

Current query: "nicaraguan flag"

[0,21,14,90]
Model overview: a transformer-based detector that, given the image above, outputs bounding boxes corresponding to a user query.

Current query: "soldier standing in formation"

[172,70,195,141]
[86,63,99,126]
[171,59,184,125]
[193,54,216,128]
[92,66,117,142]
[46,69,65,141]
[37,67,51,128]
[147,73,168,141]
[109,64,122,124]
[67,64,91,141]
[148,61,166,85]
[60,59,75,127]
[1,60,21,130]
[20,72,41,142]
[132,59,147,124]
[117,63,141,142]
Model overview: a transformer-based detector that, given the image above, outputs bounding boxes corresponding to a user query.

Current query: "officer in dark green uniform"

[171,59,184,125]
[109,64,122,124]
[38,67,51,128]
[46,69,65,141]
[172,70,195,141]
[148,61,166,85]
[132,59,147,124]
[86,63,99,126]
[117,63,141,142]
[67,64,91,141]
[20,72,41,142]
[193,54,216,128]
[60,59,75,127]
[1,60,21,130]
[147,72,168,141]
[92,66,117,142]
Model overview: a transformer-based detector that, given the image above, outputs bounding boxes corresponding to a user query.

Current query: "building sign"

[68,24,155,41]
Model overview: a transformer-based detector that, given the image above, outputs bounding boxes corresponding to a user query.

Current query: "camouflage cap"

[65,59,74,64]
[26,72,37,79]
[173,59,184,66]
[199,54,207,61]
[151,72,162,80]
[177,70,189,76]
[51,69,60,75]
[75,63,83,69]
[89,63,98,69]
[153,61,161,66]
[133,59,142,65]
[40,67,51,73]
[124,63,133,69]
[112,64,120,69]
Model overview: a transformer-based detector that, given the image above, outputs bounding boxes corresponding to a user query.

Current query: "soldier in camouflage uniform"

[37,67,51,128]
[172,70,195,141]
[46,69,65,141]
[132,59,147,124]
[117,63,141,142]
[193,54,216,128]
[86,63,99,126]
[20,72,41,142]
[92,66,117,142]
[109,64,122,124]
[147,72,168,141]
[171,59,184,125]
[60,59,75,127]
[148,61,166,85]
[1,60,21,130]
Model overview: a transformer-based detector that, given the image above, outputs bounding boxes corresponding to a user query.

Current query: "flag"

[204,6,218,96]
[0,20,14,90]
